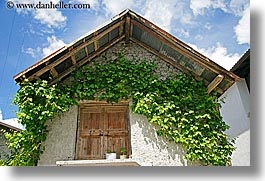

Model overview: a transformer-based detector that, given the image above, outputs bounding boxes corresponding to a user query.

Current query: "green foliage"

[1,54,235,166]
[120,147,126,155]
[1,80,75,166]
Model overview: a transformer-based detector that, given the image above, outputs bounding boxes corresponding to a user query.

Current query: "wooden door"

[77,103,130,160]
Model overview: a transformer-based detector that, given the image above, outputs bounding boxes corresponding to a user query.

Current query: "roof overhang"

[0,120,23,131]
[230,49,250,78]
[13,9,240,95]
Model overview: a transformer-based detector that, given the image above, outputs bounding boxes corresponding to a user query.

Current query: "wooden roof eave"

[0,121,23,132]
[13,9,239,95]
[13,46,67,82]
[130,37,225,94]
[129,13,240,83]
[14,19,126,83]
[49,35,126,85]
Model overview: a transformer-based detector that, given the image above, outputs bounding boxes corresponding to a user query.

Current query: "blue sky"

[0,0,250,119]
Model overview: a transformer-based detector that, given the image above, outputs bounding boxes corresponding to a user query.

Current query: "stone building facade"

[13,9,243,167]
[38,41,188,166]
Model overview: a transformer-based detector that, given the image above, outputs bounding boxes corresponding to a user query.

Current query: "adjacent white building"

[219,49,250,166]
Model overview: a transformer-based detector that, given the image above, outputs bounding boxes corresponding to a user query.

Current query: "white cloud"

[204,22,212,30]
[101,0,194,33]
[10,0,67,28]
[195,34,203,41]
[190,0,249,17]
[42,36,66,57]
[189,42,240,70]
[211,0,227,11]
[176,28,190,38]
[141,0,194,32]
[190,0,212,16]
[24,47,35,58]
[102,0,135,16]
[234,7,250,45]
[23,47,41,58]
[190,0,228,16]
[34,8,67,28]
[180,11,193,25]
[142,0,175,32]
[23,36,66,58]
[229,0,249,16]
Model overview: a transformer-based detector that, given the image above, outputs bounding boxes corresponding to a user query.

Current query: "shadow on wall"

[130,111,187,166]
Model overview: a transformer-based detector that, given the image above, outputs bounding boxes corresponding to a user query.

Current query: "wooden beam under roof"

[84,45,89,57]
[125,16,131,43]
[50,67,58,78]
[131,19,238,83]
[25,20,125,81]
[71,54,77,65]
[119,21,124,37]
[49,35,125,85]
[207,75,224,94]
[93,31,99,51]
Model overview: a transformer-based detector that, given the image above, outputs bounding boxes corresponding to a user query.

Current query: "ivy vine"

[0,54,235,166]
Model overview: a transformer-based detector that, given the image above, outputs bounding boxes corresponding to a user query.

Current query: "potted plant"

[120,147,127,160]
[106,150,116,160]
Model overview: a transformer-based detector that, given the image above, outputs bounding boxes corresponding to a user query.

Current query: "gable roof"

[13,9,240,95]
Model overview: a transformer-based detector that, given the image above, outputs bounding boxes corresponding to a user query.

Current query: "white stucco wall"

[38,106,78,166]
[231,129,250,166]
[129,110,187,166]
[218,79,250,166]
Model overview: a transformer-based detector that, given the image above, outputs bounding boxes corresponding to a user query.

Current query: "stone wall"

[38,41,186,166]
[0,134,10,160]
[88,41,180,80]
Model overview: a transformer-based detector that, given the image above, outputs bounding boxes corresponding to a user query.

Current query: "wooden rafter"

[207,75,224,94]
[84,46,89,56]
[131,19,238,83]
[49,35,125,85]
[25,20,125,81]
[125,16,131,43]
[119,21,124,37]
[93,31,99,51]
[50,67,58,78]
[71,54,77,65]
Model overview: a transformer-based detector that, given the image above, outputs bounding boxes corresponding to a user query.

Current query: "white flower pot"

[120,155,126,160]
[106,153,116,160]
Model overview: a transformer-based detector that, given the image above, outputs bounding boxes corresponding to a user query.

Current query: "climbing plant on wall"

[0,54,235,166]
